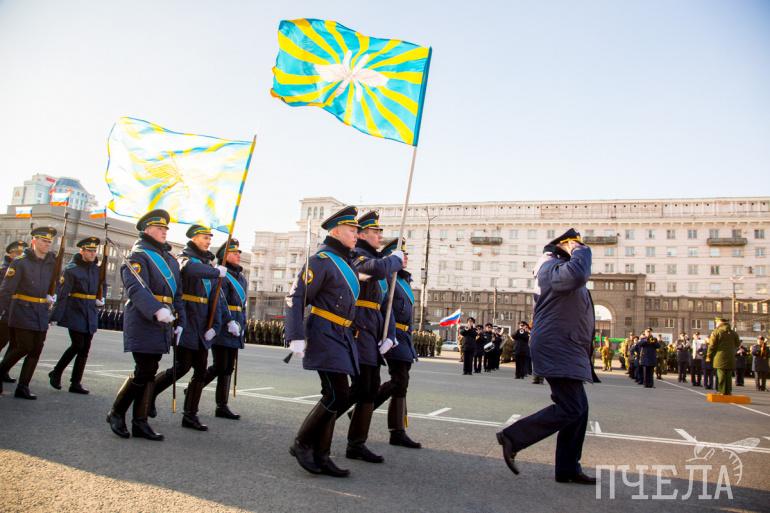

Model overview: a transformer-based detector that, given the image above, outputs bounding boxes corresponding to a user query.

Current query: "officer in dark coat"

[117,310,124,331]
[150,225,226,430]
[478,323,493,372]
[342,211,403,464]
[496,229,597,484]
[48,237,104,394]
[106,210,184,441]
[372,237,421,448]
[459,318,478,375]
[201,238,247,420]
[285,206,361,477]
[491,326,503,370]
[637,328,660,388]
[675,333,691,383]
[0,227,57,399]
[735,343,748,387]
[0,240,27,384]
[513,322,531,379]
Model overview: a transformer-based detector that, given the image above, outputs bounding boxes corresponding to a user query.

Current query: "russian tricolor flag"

[15,206,32,218]
[89,208,107,219]
[439,309,462,326]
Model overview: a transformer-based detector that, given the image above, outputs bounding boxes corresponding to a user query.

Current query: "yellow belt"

[355,300,380,310]
[70,293,96,300]
[153,295,173,304]
[310,306,353,327]
[396,322,410,332]
[228,305,242,312]
[12,294,47,304]
[182,294,208,304]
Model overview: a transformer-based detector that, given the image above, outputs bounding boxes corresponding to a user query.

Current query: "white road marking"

[426,407,452,417]
[660,379,770,418]
[675,428,697,442]
[293,394,322,400]
[237,387,274,392]
[589,421,602,434]
[504,413,520,425]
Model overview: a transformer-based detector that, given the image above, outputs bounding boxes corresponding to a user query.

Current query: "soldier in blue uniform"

[200,238,247,420]
[0,240,27,384]
[372,237,421,449]
[340,211,403,464]
[637,328,660,388]
[106,210,185,441]
[0,227,57,399]
[48,237,105,394]
[285,206,363,478]
[149,225,227,430]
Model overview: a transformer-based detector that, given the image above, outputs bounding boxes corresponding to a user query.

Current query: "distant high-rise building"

[11,174,96,211]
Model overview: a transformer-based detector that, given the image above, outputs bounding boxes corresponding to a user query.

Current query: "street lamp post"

[419,208,437,331]
[731,275,744,327]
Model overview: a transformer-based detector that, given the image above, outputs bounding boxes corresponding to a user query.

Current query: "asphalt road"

[1,326,769,512]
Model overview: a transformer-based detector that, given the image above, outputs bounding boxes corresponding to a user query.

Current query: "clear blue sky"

[1,0,769,246]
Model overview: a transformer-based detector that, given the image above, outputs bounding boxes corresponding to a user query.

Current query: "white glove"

[227,320,241,336]
[390,250,404,263]
[216,265,228,278]
[379,338,395,355]
[95,299,105,307]
[154,307,175,324]
[289,339,306,357]
[173,326,183,344]
[46,294,57,304]
[204,328,216,341]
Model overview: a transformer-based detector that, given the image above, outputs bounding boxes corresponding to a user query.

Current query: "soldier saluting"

[106,209,185,441]
[0,240,27,384]
[48,237,105,394]
[149,225,227,430]
[285,206,362,478]
[0,227,57,399]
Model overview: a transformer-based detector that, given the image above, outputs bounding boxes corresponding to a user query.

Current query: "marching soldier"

[201,238,248,420]
[149,225,227,430]
[342,211,403,464]
[706,317,741,396]
[0,227,57,399]
[285,206,362,477]
[601,339,612,371]
[48,237,105,394]
[372,237,421,448]
[0,240,27,384]
[106,209,185,441]
[638,329,660,388]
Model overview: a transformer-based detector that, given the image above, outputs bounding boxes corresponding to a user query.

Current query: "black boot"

[215,375,240,419]
[149,368,174,418]
[68,383,89,394]
[1,372,15,384]
[131,382,164,441]
[346,403,384,463]
[290,402,326,475]
[316,410,349,477]
[388,397,421,448]
[48,370,62,390]
[106,376,136,438]
[182,380,208,431]
[14,384,37,400]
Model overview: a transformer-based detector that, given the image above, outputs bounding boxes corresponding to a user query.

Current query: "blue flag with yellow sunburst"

[105,117,253,233]
[271,19,431,147]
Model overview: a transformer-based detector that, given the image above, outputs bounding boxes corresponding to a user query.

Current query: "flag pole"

[206,135,257,331]
[381,145,419,342]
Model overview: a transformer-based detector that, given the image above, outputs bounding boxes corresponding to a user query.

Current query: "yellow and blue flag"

[106,117,253,233]
[271,19,431,146]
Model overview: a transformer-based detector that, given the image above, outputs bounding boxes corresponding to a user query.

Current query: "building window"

[756,247,766,258]
[455,276,464,287]
[646,247,656,257]
[691,319,702,329]
[755,229,765,239]
[439,229,448,239]
[667,282,677,293]
[649,317,659,327]
[438,260,448,271]
[546,229,555,239]
[646,282,656,292]
[625,246,635,257]
[472,261,481,271]
[438,275,448,286]
[666,247,677,257]
[527,245,537,256]
[625,264,635,273]
[709,228,719,238]
[625,230,635,240]
[666,229,676,240]
[757,283,768,294]
[755,265,766,276]
[666,264,677,275]
[710,265,720,276]
[472,246,481,256]
[508,278,517,288]
[490,277,498,287]
[710,248,720,257]
[624,317,632,327]
[665,318,675,328]
[687,229,698,239]
[645,264,656,274]
[732,248,744,257]
[490,262,499,272]
[604,263,614,273]
[688,282,698,294]
[709,283,721,293]
[527,229,537,239]
[688,247,698,257]
[732,229,742,238]
[624,282,635,291]
[456,230,465,240]
[509,229,518,239]
[687,264,698,275]
[526,279,534,290]
[604,247,615,257]
[455,261,464,271]
[471,277,480,287]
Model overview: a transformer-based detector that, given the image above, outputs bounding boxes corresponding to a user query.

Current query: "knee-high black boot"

[106,376,138,438]
[346,402,383,463]
[148,368,176,418]
[389,397,421,448]
[182,380,208,431]
[215,375,239,419]
[316,410,350,477]
[132,382,164,441]
[290,401,326,474]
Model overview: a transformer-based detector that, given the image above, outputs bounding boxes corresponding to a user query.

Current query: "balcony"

[582,235,618,245]
[470,236,503,245]
[707,237,747,247]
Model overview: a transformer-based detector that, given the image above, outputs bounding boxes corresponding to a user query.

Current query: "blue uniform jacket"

[50,253,102,334]
[178,242,223,351]
[530,245,595,383]
[0,248,56,332]
[352,240,401,367]
[637,336,660,366]
[383,270,417,363]
[285,236,361,376]
[212,263,247,350]
[121,234,185,354]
